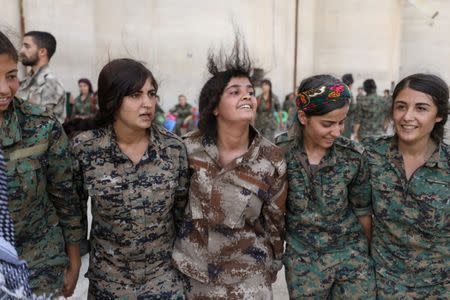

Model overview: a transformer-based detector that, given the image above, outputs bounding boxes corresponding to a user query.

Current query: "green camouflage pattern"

[72,124,188,299]
[276,125,375,299]
[172,127,287,296]
[363,136,449,297]
[255,94,281,141]
[0,97,82,296]
[355,93,390,139]
[72,94,93,118]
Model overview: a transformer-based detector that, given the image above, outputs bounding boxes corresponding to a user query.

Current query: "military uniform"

[282,97,296,129]
[363,136,450,299]
[154,104,166,127]
[0,98,82,296]
[71,93,93,119]
[276,126,375,299]
[170,103,192,136]
[172,128,287,299]
[354,93,390,140]
[17,64,66,124]
[342,95,356,139]
[71,124,188,299]
[255,94,281,141]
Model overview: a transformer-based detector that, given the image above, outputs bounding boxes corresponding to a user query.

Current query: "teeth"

[401,125,416,129]
[239,104,251,109]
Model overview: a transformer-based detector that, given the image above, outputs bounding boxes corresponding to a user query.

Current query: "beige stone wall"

[1,0,449,110]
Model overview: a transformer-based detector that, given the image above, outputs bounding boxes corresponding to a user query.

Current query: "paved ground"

[69,255,289,299]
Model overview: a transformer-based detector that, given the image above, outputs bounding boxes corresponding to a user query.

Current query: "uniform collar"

[201,125,262,170]
[21,64,50,89]
[0,98,23,147]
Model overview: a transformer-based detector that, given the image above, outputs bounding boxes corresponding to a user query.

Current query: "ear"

[297,110,308,126]
[436,115,443,123]
[38,48,47,59]
[213,109,219,116]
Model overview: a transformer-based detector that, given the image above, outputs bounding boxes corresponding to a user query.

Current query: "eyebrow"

[395,100,431,106]
[225,84,254,90]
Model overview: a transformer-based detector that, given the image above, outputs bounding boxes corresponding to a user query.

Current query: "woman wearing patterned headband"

[276,74,375,299]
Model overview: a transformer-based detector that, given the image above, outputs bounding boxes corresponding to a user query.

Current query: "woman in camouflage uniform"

[363,73,449,299]
[255,79,282,141]
[276,75,375,299]
[72,59,188,299]
[70,78,94,119]
[172,40,287,299]
[0,31,82,298]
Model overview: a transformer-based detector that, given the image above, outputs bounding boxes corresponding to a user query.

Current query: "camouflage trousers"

[87,268,185,300]
[284,249,375,299]
[185,272,272,300]
[375,273,450,300]
[29,265,64,298]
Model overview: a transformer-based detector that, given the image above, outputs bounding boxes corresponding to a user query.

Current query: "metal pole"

[293,0,299,92]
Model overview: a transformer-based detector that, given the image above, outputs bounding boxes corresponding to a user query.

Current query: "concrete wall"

[400,0,450,83]
[1,0,449,110]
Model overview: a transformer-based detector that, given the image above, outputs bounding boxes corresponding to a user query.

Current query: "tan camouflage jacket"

[17,64,66,123]
[172,128,287,285]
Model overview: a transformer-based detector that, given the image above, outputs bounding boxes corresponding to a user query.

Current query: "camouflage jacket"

[276,126,372,258]
[71,124,189,286]
[0,98,82,290]
[172,128,287,285]
[355,93,390,139]
[72,93,93,118]
[17,64,66,124]
[169,103,192,121]
[364,136,449,287]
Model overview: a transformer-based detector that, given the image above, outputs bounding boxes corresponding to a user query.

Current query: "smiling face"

[298,104,349,151]
[0,54,19,116]
[214,76,256,126]
[114,78,157,132]
[393,87,442,145]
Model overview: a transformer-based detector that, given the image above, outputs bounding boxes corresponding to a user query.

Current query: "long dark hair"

[392,73,449,142]
[95,58,158,127]
[78,78,94,95]
[0,31,18,63]
[197,36,253,141]
[258,78,273,111]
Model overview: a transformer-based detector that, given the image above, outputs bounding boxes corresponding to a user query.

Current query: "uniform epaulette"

[154,125,184,144]
[334,136,365,154]
[274,131,292,146]
[71,129,104,148]
[15,97,52,118]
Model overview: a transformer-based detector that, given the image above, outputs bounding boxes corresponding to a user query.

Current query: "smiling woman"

[276,74,376,299]
[363,73,450,299]
[0,31,82,298]
[172,38,287,299]
[71,58,188,299]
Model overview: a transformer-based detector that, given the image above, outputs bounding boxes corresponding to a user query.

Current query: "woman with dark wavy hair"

[172,38,287,299]
[363,73,449,299]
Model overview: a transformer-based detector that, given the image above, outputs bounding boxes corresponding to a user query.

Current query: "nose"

[0,77,9,95]
[242,94,251,100]
[330,124,341,138]
[403,107,415,121]
[142,94,154,108]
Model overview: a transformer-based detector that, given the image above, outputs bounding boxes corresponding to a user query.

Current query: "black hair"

[392,73,449,143]
[363,79,377,94]
[94,58,158,127]
[78,78,94,95]
[342,73,354,86]
[297,74,348,116]
[197,36,253,141]
[258,78,274,111]
[24,31,56,59]
[0,31,18,62]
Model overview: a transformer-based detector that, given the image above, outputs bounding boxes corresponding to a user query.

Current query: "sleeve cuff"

[353,206,373,217]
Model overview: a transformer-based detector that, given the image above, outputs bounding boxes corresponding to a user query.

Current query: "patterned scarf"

[296,83,351,112]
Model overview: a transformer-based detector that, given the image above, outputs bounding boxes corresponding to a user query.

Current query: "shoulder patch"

[334,136,365,154]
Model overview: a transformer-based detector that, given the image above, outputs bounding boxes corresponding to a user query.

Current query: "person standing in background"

[255,79,282,141]
[70,78,95,119]
[16,31,66,124]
